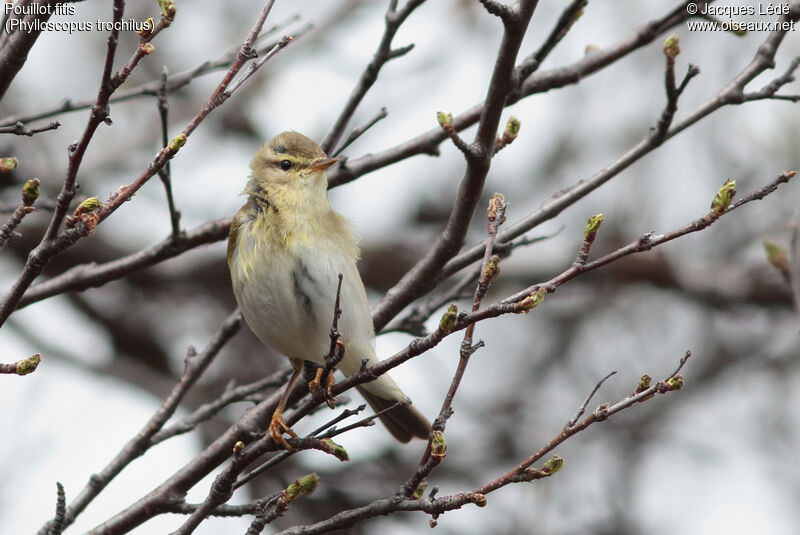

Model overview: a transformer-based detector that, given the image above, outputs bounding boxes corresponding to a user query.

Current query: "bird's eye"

[279,159,292,171]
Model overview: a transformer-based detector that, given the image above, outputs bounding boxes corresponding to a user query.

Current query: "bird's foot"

[269,409,298,451]
[309,367,336,409]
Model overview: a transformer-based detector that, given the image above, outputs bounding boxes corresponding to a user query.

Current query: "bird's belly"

[231,241,375,365]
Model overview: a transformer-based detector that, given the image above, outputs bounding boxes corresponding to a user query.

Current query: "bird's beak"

[308,157,339,172]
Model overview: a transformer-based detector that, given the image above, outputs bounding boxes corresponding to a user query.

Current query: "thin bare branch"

[327,0,702,190]
[0,178,39,248]
[372,0,539,332]
[0,19,308,128]
[476,351,691,495]
[37,311,242,535]
[150,369,289,446]
[329,173,795,407]
[224,34,294,97]
[321,0,426,154]
[0,2,300,329]
[0,353,40,375]
[567,371,618,427]
[402,194,507,496]
[332,107,388,157]
[743,56,800,102]
[156,66,182,240]
[503,172,797,304]
[479,0,514,20]
[388,226,565,335]
[163,497,276,518]
[46,482,66,535]
[650,36,701,144]
[0,120,60,136]
[18,218,230,309]
[442,15,799,285]
[0,0,166,329]
[270,350,687,535]
[515,0,587,80]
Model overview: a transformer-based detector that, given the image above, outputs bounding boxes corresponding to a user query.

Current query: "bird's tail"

[357,386,431,443]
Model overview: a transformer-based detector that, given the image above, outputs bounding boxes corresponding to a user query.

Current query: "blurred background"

[1,0,798,534]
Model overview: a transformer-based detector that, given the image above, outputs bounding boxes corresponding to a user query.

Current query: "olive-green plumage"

[228,131,430,443]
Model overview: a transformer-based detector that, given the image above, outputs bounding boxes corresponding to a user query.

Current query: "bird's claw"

[269,409,298,451]
[309,367,336,409]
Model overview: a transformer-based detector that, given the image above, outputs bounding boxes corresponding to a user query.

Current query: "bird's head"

[248,131,338,196]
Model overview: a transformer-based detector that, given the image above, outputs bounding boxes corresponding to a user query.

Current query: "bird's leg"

[270,362,302,450]
[309,338,345,409]
[309,367,336,409]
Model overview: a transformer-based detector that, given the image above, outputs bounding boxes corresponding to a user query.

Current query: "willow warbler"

[228,131,431,448]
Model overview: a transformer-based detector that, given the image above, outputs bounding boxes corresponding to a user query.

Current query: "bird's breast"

[229,213,374,365]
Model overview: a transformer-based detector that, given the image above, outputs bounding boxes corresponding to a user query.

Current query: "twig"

[326,273,345,367]
[156,66,182,240]
[46,482,66,535]
[168,446,255,535]
[318,401,401,438]
[224,34,294,96]
[0,178,39,248]
[90,14,298,226]
[321,0,426,154]
[402,194,508,497]
[651,36,700,143]
[79,375,311,534]
[310,404,368,437]
[476,351,692,495]
[372,0,538,332]
[313,273,346,407]
[17,218,230,309]
[326,0,702,191]
[437,113,476,160]
[36,311,242,535]
[388,226,565,335]
[171,432,337,535]
[248,475,320,533]
[150,369,289,446]
[163,497,277,518]
[566,371,617,427]
[0,19,308,128]
[439,17,800,286]
[0,2,300,329]
[325,173,794,411]
[743,56,800,102]
[270,492,488,535]
[389,268,479,336]
[245,502,273,535]
[233,404,368,491]
[332,107,388,157]
[268,352,689,535]
[0,353,40,375]
[667,349,692,379]
[366,2,745,333]
[0,120,60,136]
[502,172,797,305]
[0,0,168,329]
[494,226,565,254]
[515,0,587,80]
